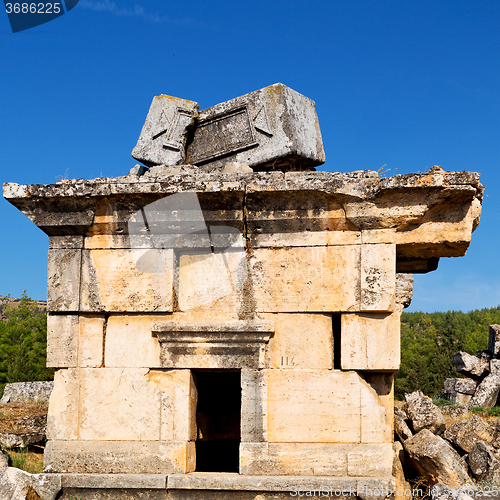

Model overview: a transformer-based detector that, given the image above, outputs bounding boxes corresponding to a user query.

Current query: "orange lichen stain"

[155,95,197,105]
[145,369,176,390]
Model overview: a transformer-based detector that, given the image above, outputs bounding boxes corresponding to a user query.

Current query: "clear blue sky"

[1,0,499,312]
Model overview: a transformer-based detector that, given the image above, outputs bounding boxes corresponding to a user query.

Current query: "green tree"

[0,293,53,395]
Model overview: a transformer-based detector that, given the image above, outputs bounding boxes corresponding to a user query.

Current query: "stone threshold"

[48,472,396,492]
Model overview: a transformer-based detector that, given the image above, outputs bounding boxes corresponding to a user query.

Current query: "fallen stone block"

[490,359,500,376]
[0,432,45,448]
[0,381,53,404]
[394,407,413,442]
[443,415,495,453]
[403,429,474,488]
[469,373,500,408]
[468,440,500,482]
[489,325,500,358]
[185,83,326,172]
[404,390,446,435]
[453,351,489,378]
[455,378,478,395]
[393,441,411,500]
[132,95,199,167]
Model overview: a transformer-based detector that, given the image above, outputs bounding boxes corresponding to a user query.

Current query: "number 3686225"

[5,3,62,14]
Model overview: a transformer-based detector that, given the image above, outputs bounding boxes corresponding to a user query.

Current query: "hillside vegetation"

[0,293,53,397]
[1,294,499,401]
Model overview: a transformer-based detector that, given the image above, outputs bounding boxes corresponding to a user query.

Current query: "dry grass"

[4,445,44,474]
[0,402,47,434]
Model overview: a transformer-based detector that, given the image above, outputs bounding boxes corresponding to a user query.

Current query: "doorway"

[193,370,241,473]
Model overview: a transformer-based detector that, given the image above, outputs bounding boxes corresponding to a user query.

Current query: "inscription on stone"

[187,107,257,164]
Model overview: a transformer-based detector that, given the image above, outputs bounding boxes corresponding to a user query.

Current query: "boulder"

[0,468,61,500]
[441,378,476,405]
[490,359,500,376]
[469,373,500,408]
[440,405,469,418]
[489,325,500,358]
[404,390,446,435]
[394,407,413,442]
[453,351,489,378]
[468,440,500,481]
[0,382,53,404]
[443,415,495,453]
[403,429,474,488]
[0,403,48,448]
[0,467,42,500]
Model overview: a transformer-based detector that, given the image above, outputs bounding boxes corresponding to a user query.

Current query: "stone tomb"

[3,163,483,499]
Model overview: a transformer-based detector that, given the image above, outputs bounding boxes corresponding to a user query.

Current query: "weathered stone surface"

[441,378,477,405]
[489,325,500,357]
[394,407,413,442]
[46,314,78,368]
[265,313,333,369]
[393,442,411,500]
[0,432,45,448]
[469,373,500,408]
[104,314,167,368]
[47,369,79,441]
[78,315,105,367]
[0,381,53,404]
[80,249,174,313]
[44,440,195,474]
[184,84,325,172]
[403,429,474,487]
[395,273,414,310]
[443,415,495,453]
[132,95,199,167]
[455,378,478,395]
[240,369,267,443]
[60,473,167,488]
[490,359,500,376]
[47,249,81,312]
[453,351,489,378]
[0,467,40,500]
[240,442,393,477]
[266,370,391,444]
[341,312,400,371]
[468,440,500,481]
[404,390,446,435]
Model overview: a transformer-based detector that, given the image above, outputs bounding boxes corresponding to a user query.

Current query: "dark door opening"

[194,370,241,473]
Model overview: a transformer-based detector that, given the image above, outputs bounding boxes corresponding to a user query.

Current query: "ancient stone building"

[3,85,483,499]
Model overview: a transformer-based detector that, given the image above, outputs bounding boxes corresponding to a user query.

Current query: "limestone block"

[185,83,325,172]
[360,244,395,312]
[178,248,247,312]
[266,313,333,369]
[394,407,412,442]
[360,375,393,443]
[404,390,446,435]
[468,440,500,481]
[44,440,195,474]
[403,429,474,488]
[132,95,199,167]
[346,443,394,477]
[59,489,168,500]
[443,415,495,453]
[104,314,169,368]
[455,378,478,395]
[47,368,79,441]
[49,235,84,249]
[78,315,105,368]
[0,381,53,404]
[145,369,197,442]
[453,351,489,378]
[251,246,360,313]
[267,370,361,443]
[47,249,82,312]
[61,473,167,488]
[46,314,78,368]
[80,249,173,312]
[240,442,349,476]
[341,313,400,371]
[79,368,162,441]
[250,230,361,249]
[469,373,500,408]
[240,442,393,477]
[241,369,267,442]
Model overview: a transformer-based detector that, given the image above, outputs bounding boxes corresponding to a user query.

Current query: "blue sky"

[0,0,499,312]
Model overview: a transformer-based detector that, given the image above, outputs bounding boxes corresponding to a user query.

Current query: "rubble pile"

[442,325,500,409]
[395,390,500,498]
